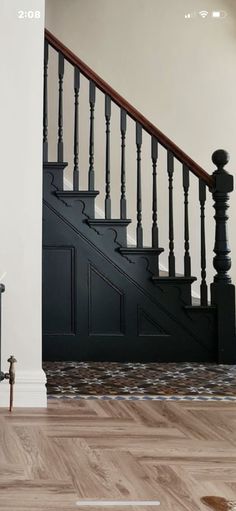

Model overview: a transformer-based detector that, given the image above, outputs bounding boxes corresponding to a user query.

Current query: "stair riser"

[88,224,128,246]
[43,163,67,190]
[154,282,192,306]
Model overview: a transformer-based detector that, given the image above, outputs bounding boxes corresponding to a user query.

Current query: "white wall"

[45,0,236,296]
[0,0,46,406]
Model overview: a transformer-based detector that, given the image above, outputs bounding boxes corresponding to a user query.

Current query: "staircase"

[42,30,236,363]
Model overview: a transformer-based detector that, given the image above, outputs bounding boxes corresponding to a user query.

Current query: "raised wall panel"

[43,246,75,334]
[138,307,169,336]
[88,264,124,336]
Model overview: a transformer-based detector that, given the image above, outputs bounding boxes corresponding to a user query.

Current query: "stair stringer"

[44,169,161,275]
[65,176,201,301]
[43,179,217,362]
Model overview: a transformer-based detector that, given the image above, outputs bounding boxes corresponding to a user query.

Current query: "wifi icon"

[199,10,209,18]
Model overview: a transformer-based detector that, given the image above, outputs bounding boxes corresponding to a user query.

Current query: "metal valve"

[3,356,17,412]
[0,287,16,411]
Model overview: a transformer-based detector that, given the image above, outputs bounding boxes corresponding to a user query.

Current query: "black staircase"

[42,29,236,363]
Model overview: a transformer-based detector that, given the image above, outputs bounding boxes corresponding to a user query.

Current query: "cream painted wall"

[45,0,236,296]
[0,0,46,406]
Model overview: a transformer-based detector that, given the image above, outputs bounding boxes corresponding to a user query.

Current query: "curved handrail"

[45,29,213,188]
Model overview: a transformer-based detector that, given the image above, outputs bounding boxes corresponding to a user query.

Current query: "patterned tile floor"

[43,362,236,402]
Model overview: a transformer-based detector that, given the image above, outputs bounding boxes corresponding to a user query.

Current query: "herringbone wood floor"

[0,400,236,510]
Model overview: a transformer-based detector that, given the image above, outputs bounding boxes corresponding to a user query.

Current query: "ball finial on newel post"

[212,149,230,169]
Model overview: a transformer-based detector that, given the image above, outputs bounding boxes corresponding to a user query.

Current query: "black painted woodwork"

[183,164,191,277]
[120,109,127,219]
[105,95,111,219]
[167,151,175,276]
[57,52,64,162]
[88,81,96,190]
[211,150,233,284]
[43,40,48,163]
[87,219,131,246]
[210,150,236,363]
[56,190,99,219]
[119,247,164,276]
[151,137,158,252]
[152,276,196,306]
[43,161,66,190]
[43,163,218,362]
[199,180,207,306]
[73,67,80,190]
[89,265,124,335]
[136,123,143,248]
[43,32,236,364]
[43,246,75,334]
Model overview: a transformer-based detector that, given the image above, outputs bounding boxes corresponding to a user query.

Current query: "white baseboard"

[0,369,47,408]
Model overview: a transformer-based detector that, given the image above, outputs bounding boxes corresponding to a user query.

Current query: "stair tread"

[56,190,99,197]
[88,219,131,226]
[185,299,216,309]
[43,161,68,169]
[159,270,186,278]
[153,275,197,283]
[120,246,164,254]
[186,306,216,310]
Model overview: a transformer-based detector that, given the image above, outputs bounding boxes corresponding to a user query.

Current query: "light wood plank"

[0,400,235,510]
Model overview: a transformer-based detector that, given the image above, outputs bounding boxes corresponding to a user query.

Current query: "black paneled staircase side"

[43,162,217,362]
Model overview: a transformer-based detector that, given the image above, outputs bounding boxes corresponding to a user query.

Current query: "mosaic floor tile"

[43,361,236,401]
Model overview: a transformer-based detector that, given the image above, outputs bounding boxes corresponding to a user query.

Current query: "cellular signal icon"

[199,10,209,18]
[184,12,196,19]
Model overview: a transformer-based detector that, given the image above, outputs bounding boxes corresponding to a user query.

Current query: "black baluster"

[88,81,96,190]
[57,52,64,162]
[73,67,80,190]
[105,95,111,219]
[167,151,175,276]
[152,137,158,249]
[199,180,207,305]
[120,109,127,219]
[183,164,191,277]
[136,123,143,247]
[43,41,49,162]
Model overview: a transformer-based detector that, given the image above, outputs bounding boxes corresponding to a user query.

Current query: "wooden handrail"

[45,29,213,188]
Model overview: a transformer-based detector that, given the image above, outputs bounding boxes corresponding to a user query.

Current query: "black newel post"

[210,149,236,363]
